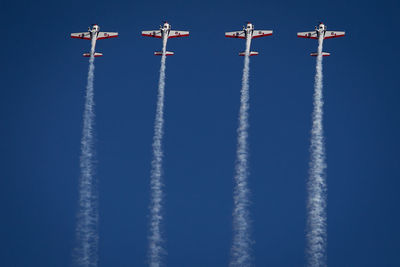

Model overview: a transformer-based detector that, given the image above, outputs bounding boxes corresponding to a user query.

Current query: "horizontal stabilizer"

[239,51,259,56]
[83,52,103,57]
[154,51,174,56]
[310,52,330,57]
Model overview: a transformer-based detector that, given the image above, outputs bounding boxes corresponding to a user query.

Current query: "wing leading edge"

[168,30,189,38]
[252,30,273,38]
[71,32,91,40]
[324,31,345,39]
[97,32,118,40]
[225,31,246,39]
[297,31,318,39]
[297,30,345,39]
[142,30,162,38]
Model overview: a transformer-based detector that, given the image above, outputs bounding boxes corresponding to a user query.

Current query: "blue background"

[1,0,399,266]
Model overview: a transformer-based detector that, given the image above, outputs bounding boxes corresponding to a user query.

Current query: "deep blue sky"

[1,0,399,266]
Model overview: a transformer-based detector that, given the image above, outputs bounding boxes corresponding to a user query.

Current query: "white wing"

[252,30,273,38]
[297,31,318,39]
[71,32,91,40]
[97,32,118,40]
[225,31,246,39]
[168,30,189,38]
[324,31,345,39]
[142,30,162,38]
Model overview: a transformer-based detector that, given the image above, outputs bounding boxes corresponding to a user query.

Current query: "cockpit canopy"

[91,24,100,31]
[163,22,170,29]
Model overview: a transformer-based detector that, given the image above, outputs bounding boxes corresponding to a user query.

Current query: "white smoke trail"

[74,47,99,267]
[306,35,327,267]
[148,37,168,267]
[230,36,252,267]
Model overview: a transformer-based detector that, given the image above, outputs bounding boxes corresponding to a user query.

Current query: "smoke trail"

[230,36,252,267]
[74,47,99,267]
[306,35,327,267]
[148,37,168,267]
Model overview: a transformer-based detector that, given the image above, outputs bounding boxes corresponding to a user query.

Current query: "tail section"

[83,52,103,57]
[154,51,174,56]
[239,51,258,56]
[310,52,330,57]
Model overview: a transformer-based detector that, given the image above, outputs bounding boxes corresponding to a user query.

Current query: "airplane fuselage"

[243,23,255,39]
[242,23,255,54]
[315,23,327,39]
[160,22,171,52]
[89,25,100,55]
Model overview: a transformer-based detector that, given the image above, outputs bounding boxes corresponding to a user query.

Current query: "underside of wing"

[324,31,345,39]
[142,30,162,38]
[97,32,118,40]
[252,30,273,38]
[297,31,318,39]
[71,32,91,40]
[168,30,189,38]
[225,31,246,39]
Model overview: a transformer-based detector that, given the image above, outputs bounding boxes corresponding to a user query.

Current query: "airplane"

[225,22,273,56]
[71,24,118,57]
[142,21,189,56]
[297,22,345,56]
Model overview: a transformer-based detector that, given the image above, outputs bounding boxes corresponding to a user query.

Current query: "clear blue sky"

[1,0,399,266]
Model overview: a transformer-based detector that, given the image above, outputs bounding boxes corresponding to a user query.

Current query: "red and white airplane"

[142,22,189,56]
[71,24,118,57]
[225,22,273,56]
[297,22,345,56]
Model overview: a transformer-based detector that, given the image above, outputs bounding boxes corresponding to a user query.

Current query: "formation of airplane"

[297,22,345,56]
[71,24,118,57]
[225,22,273,56]
[142,22,189,56]
[70,22,345,58]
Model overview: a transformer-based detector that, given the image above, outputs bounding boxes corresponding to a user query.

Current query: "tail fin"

[83,52,103,57]
[239,51,259,56]
[154,51,174,56]
[310,52,330,57]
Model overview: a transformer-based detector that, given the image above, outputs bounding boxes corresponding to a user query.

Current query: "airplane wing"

[225,31,246,39]
[71,32,91,40]
[297,31,318,39]
[142,30,162,38]
[97,32,118,40]
[324,31,345,39]
[252,30,273,38]
[168,30,189,38]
